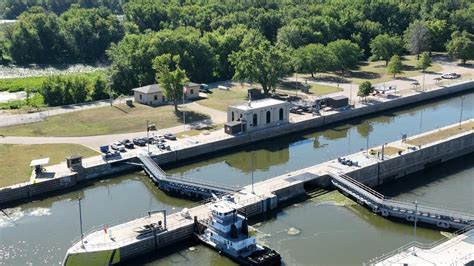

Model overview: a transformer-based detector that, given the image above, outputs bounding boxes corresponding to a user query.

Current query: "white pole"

[459,96,464,129]
[251,151,255,194]
[183,90,186,130]
[78,197,84,247]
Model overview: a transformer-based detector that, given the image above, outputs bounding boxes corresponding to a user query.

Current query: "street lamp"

[78,197,84,248]
[146,120,151,154]
[413,200,418,255]
[459,96,465,129]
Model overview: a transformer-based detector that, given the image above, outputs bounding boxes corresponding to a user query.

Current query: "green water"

[0,92,473,265]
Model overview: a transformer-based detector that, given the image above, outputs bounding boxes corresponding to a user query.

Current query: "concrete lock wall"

[1,82,473,207]
[346,132,474,187]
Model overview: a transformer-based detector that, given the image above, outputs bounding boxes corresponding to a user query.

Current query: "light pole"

[251,151,255,194]
[146,120,150,154]
[366,122,371,154]
[183,87,186,130]
[413,200,418,254]
[107,76,113,107]
[419,109,423,133]
[459,96,465,129]
[78,197,84,248]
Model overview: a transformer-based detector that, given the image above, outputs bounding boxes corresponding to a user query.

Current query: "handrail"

[329,171,474,222]
[367,224,474,264]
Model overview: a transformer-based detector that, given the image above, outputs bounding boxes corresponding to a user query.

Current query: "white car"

[441,73,460,79]
[111,142,126,152]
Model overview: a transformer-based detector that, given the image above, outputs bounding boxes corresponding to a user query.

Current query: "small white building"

[225,98,289,134]
[132,84,166,106]
[184,82,200,100]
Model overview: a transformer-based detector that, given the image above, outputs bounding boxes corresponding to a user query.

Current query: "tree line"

[1,0,473,105]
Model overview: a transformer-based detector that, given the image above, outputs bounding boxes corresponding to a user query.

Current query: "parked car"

[133,138,147,146]
[111,142,126,152]
[120,139,134,148]
[441,73,460,79]
[164,133,177,140]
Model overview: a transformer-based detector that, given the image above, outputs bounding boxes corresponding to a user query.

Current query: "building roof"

[329,95,348,100]
[132,84,162,94]
[225,121,242,127]
[185,82,200,87]
[230,98,286,111]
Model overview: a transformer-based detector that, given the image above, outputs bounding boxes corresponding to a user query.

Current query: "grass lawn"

[406,121,474,147]
[310,84,343,96]
[373,146,403,156]
[199,86,248,112]
[0,103,210,137]
[176,124,223,139]
[0,144,99,187]
[310,55,443,85]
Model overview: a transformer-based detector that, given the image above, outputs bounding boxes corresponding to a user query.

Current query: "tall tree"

[326,39,362,72]
[152,54,188,111]
[387,55,403,78]
[60,5,124,61]
[229,31,291,95]
[404,20,431,59]
[446,31,474,65]
[292,43,336,78]
[370,34,403,65]
[416,52,432,72]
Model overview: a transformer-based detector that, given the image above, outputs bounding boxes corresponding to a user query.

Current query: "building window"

[139,94,142,100]
[154,95,158,100]
[191,89,194,94]
[253,113,257,126]
[232,112,235,121]
[279,108,284,120]
[266,111,271,124]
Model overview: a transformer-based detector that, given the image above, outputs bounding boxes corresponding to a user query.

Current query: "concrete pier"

[64,120,474,265]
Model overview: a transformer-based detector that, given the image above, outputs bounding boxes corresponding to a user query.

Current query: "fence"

[0,96,133,127]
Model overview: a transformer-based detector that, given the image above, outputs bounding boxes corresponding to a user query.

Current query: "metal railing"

[366,224,474,265]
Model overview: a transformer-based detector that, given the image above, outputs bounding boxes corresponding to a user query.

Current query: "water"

[0,92,473,265]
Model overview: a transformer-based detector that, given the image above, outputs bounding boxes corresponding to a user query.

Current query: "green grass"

[0,144,99,188]
[0,103,210,137]
[312,55,443,85]
[310,84,343,96]
[0,71,105,92]
[199,86,248,112]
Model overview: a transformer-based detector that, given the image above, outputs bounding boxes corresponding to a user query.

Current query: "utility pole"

[78,197,84,248]
[366,122,370,154]
[459,96,465,129]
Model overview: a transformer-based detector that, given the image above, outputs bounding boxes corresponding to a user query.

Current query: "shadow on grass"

[312,75,351,84]
[344,70,381,80]
[174,110,210,123]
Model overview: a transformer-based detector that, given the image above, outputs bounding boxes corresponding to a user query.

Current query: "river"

[0,92,473,265]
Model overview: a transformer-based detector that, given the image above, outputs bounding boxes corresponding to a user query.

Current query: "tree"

[387,55,403,78]
[446,31,474,65]
[416,52,432,72]
[369,34,403,65]
[59,5,124,60]
[357,81,373,102]
[404,20,431,59]
[292,43,336,78]
[229,31,291,95]
[152,54,188,111]
[326,39,362,72]
[91,76,109,100]
[277,22,317,49]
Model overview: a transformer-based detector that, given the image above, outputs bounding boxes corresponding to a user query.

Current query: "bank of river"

[0,92,473,265]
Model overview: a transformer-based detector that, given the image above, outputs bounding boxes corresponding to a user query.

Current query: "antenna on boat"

[78,197,84,248]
